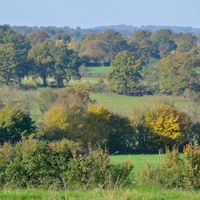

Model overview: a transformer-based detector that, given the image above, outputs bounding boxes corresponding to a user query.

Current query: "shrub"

[0,106,35,144]
[183,144,200,189]
[64,149,134,189]
[140,145,200,189]
[0,138,133,190]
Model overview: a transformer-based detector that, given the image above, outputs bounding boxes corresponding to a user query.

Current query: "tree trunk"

[17,77,22,88]
[42,76,48,87]
[56,77,64,87]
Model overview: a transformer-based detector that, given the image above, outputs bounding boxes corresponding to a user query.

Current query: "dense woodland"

[0,24,199,191]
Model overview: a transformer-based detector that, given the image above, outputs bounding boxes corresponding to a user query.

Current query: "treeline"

[0,25,200,95]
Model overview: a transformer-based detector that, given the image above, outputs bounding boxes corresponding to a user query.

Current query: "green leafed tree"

[0,25,31,86]
[51,43,80,87]
[0,106,34,144]
[28,41,54,86]
[107,51,143,95]
[158,52,200,95]
[0,44,18,85]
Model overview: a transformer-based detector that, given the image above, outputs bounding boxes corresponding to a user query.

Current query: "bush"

[183,144,200,189]
[63,149,134,189]
[140,145,200,189]
[0,138,133,189]
[0,138,73,188]
[0,106,35,144]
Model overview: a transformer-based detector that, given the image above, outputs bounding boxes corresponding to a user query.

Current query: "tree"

[174,33,198,52]
[0,106,34,144]
[158,52,200,95]
[98,29,128,61]
[51,43,80,87]
[146,104,191,146]
[79,30,127,64]
[0,44,18,85]
[151,29,177,58]
[28,31,50,46]
[81,104,112,149]
[79,35,110,64]
[28,41,54,86]
[0,25,31,86]
[128,30,158,64]
[41,99,86,140]
[107,51,143,95]
[56,32,71,44]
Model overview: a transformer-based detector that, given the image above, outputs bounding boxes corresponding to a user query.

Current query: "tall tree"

[28,41,54,86]
[107,51,143,95]
[0,25,31,86]
[158,52,200,95]
[0,44,17,85]
[151,29,177,58]
[51,43,80,87]
[129,30,159,64]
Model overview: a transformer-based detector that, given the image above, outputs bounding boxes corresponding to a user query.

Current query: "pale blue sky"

[0,0,200,28]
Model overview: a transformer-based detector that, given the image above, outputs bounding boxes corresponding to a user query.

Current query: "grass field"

[1,187,200,200]
[86,66,110,75]
[91,93,189,116]
[111,154,165,176]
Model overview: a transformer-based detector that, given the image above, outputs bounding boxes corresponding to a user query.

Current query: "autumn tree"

[79,30,127,64]
[81,104,112,149]
[79,34,110,64]
[28,30,50,46]
[146,104,191,146]
[98,29,128,61]
[107,51,143,95]
[173,33,198,52]
[41,99,86,140]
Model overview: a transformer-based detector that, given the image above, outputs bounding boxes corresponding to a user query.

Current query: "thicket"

[141,145,200,189]
[0,138,133,189]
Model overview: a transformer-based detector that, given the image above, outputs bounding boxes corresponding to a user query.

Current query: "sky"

[0,0,200,28]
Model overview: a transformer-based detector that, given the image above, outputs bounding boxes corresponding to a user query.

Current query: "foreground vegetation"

[1,187,200,200]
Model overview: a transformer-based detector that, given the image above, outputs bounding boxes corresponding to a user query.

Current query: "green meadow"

[91,92,189,116]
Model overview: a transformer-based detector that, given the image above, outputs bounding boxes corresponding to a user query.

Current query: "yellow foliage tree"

[82,104,112,148]
[41,100,85,140]
[146,104,190,142]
